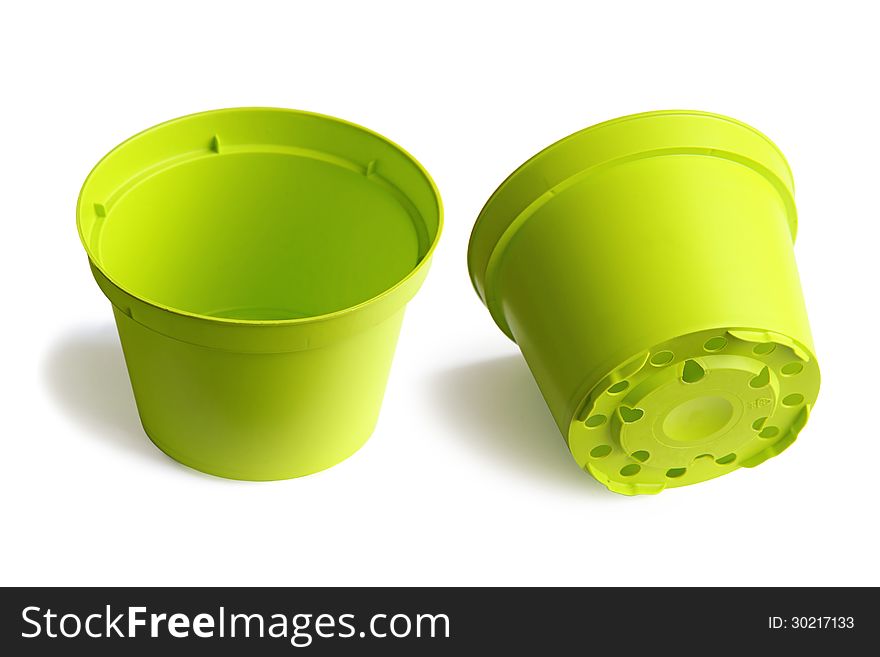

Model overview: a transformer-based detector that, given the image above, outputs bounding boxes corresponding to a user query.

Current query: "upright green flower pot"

[468,110,819,495]
[77,108,442,480]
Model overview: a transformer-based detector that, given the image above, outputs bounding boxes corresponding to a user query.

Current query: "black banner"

[0,587,872,654]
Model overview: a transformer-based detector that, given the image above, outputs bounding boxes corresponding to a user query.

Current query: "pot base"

[568,327,820,495]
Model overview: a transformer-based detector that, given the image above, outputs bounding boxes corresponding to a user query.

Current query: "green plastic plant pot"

[468,110,820,495]
[77,108,442,480]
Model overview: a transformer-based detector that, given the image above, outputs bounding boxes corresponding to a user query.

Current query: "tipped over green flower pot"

[468,110,819,495]
[77,108,442,480]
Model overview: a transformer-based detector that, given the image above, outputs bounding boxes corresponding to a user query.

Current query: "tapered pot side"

[469,111,819,495]
[77,108,442,480]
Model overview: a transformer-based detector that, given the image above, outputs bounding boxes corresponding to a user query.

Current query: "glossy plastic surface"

[468,110,819,494]
[78,108,442,480]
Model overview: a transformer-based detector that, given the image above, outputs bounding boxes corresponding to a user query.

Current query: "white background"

[2,0,878,586]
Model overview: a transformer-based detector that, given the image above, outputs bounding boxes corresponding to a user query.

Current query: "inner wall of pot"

[94,152,426,320]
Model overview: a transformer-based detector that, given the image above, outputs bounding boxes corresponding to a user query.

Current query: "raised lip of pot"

[467,109,796,341]
[76,107,444,329]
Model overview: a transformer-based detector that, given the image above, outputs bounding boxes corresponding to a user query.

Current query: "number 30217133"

[769,616,855,629]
